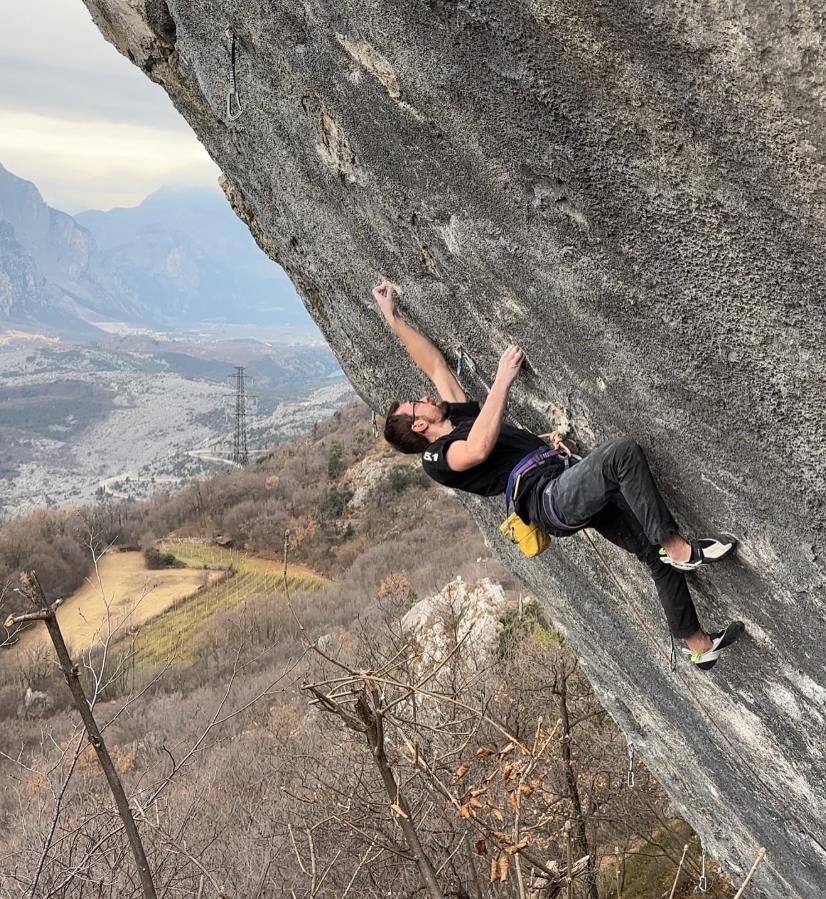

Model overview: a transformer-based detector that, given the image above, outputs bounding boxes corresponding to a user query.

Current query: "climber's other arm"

[373,280,466,403]
[445,345,524,470]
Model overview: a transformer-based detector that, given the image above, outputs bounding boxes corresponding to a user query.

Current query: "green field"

[132,544,328,665]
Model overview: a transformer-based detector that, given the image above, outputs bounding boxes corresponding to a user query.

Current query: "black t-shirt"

[421,402,548,497]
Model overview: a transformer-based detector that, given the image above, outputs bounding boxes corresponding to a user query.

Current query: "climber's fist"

[372,280,398,319]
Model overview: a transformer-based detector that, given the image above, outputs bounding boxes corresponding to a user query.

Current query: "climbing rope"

[225,28,243,120]
[454,344,491,394]
[454,344,531,431]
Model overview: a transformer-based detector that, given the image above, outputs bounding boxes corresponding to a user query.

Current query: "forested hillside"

[0,402,733,898]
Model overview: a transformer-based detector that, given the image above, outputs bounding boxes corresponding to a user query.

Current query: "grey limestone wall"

[81,2,825,895]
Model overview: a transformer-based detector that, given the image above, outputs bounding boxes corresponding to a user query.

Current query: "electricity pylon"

[232,366,248,465]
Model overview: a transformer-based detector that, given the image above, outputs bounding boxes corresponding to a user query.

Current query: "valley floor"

[0,337,351,516]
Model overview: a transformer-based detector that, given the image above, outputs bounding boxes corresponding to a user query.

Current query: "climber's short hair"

[383,402,429,454]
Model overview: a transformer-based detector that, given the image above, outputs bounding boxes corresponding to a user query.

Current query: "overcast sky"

[0,0,221,213]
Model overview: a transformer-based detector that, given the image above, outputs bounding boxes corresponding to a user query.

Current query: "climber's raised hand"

[372,280,398,320]
[494,344,525,390]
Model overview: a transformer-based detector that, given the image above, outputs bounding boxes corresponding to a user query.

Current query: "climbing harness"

[454,344,577,557]
[446,344,809,893]
[695,847,707,893]
[225,28,243,121]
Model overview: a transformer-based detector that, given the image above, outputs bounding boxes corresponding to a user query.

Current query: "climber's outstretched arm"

[373,281,467,403]
[445,345,524,470]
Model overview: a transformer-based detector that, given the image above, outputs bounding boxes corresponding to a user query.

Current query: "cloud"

[0,0,220,212]
[0,56,184,129]
[0,111,221,213]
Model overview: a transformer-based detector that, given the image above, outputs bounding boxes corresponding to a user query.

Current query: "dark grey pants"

[540,438,701,639]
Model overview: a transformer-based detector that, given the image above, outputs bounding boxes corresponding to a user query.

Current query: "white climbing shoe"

[683,621,745,671]
[659,536,737,572]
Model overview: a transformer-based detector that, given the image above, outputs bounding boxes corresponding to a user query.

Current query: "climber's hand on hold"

[549,431,564,450]
[372,280,398,320]
[494,345,524,390]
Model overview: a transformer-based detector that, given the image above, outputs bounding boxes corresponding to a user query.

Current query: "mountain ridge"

[0,164,310,333]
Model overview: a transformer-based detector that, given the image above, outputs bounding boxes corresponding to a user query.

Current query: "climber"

[373,280,743,671]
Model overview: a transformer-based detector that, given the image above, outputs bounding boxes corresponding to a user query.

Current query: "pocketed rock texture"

[82,2,825,896]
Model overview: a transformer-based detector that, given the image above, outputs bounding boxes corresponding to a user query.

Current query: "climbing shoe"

[659,536,737,572]
[683,621,745,671]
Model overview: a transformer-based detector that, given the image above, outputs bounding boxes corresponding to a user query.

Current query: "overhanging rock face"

[82,2,825,895]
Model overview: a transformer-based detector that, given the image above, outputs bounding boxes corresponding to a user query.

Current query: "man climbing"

[373,281,743,671]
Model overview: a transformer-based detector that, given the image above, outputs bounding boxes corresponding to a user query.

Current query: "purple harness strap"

[541,490,580,532]
[504,447,562,513]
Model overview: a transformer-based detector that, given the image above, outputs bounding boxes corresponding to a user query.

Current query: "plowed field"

[15,551,223,653]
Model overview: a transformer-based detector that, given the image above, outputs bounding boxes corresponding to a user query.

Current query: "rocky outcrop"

[401,576,508,676]
[0,222,46,318]
[81,3,825,897]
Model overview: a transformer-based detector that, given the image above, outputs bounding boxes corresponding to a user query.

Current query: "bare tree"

[8,569,158,899]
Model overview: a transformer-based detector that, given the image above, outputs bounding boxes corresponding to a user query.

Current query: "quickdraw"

[225,28,243,121]
[695,847,707,893]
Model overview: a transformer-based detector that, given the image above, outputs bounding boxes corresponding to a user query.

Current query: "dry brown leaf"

[389,803,409,819]
[506,791,519,814]
[498,855,510,881]
[475,839,488,856]
[476,746,494,758]
[498,742,516,757]
[470,784,489,797]
[491,808,505,822]
[4,614,14,629]
[518,784,534,798]
[458,803,474,820]
[452,764,471,783]
[491,830,511,842]
[489,856,498,882]
[506,838,530,855]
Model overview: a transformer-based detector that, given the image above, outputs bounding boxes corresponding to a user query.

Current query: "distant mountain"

[0,164,142,334]
[0,164,311,334]
[76,187,308,325]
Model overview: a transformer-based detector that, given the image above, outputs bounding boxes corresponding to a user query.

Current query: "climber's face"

[396,397,449,433]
